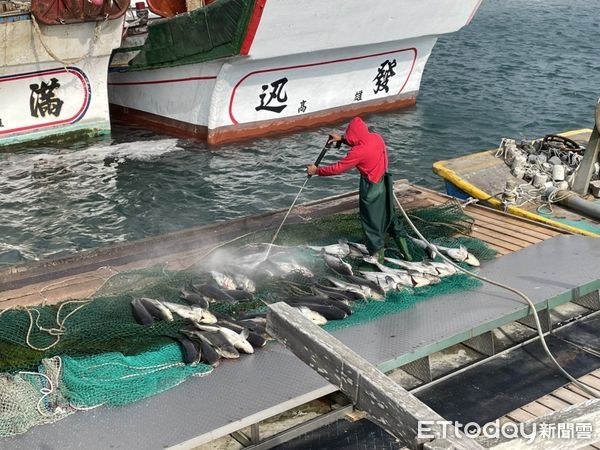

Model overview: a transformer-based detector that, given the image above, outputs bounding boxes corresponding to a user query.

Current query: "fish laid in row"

[409,237,480,267]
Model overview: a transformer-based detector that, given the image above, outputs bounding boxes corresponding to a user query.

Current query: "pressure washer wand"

[308,141,332,178]
[263,140,332,261]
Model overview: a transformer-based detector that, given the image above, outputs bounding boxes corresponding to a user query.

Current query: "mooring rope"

[31,14,105,67]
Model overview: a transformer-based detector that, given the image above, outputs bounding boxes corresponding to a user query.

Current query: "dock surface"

[2,183,596,450]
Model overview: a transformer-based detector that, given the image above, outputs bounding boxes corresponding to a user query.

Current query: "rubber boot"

[373,248,385,264]
[395,237,412,261]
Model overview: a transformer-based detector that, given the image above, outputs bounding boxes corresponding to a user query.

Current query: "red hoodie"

[317,117,388,183]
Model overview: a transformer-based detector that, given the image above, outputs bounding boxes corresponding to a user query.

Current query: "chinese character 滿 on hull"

[0,0,125,146]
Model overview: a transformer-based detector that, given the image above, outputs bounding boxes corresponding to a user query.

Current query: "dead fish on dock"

[195,324,254,354]
[409,237,480,267]
[362,258,431,288]
[322,254,353,276]
[359,272,406,291]
[130,298,154,325]
[383,257,439,276]
[345,275,386,297]
[231,273,256,292]
[295,306,328,325]
[425,261,458,277]
[274,260,314,278]
[326,276,383,300]
[175,336,201,365]
[139,297,174,321]
[179,288,210,309]
[210,271,238,290]
[198,331,240,359]
[161,301,218,324]
[179,327,221,366]
[214,316,267,348]
[190,284,236,304]
[237,318,267,335]
[222,289,254,302]
[347,241,369,258]
[311,283,366,302]
[307,239,350,257]
[283,295,352,317]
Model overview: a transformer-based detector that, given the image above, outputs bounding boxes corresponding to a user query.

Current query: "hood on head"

[344,117,369,146]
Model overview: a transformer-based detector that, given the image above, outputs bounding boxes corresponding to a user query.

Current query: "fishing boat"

[107,0,483,145]
[0,0,126,146]
[433,104,600,237]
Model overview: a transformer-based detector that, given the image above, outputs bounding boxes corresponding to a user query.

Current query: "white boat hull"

[108,0,482,144]
[0,15,123,146]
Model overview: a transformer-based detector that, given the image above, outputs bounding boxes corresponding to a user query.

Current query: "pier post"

[266,302,484,450]
[572,98,600,195]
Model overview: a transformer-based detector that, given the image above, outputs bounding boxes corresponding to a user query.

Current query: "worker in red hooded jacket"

[306,117,410,261]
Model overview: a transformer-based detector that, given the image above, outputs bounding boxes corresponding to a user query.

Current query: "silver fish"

[276,261,314,278]
[362,258,431,288]
[139,297,174,321]
[322,254,353,276]
[307,240,350,257]
[161,301,218,324]
[295,306,327,325]
[231,273,256,293]
[326,276,383,300]
[358,272,402,291]
[384,257,439,276]
[424,261,457,277]
[195,324,254,354]
[347,241,369,258]
[210,271,238,290]
[409,238,480,267]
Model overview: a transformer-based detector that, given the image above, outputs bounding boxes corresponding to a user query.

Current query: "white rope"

[31,14,105,67]
[21,266,120,352]
[18,357,70,418]
[393,190,600,398]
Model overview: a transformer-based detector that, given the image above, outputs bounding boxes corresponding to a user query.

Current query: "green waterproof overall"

[359,173,403,255]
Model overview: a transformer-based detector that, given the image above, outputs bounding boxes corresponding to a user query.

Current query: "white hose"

[393,191,600,398]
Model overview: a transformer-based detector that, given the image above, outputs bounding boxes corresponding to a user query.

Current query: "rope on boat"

[393,190,600,399]
[31,14,105,67]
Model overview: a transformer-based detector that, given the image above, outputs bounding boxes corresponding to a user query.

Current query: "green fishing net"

[60,343,212,408]
[0,199,496,437]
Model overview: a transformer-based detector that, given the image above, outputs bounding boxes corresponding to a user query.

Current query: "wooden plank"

[470,226,538,248]
[415,184,567,236]
[466,208,562,235]
[564,384,595,401]
[505,408,538,423]
[464,210,558,240]
[551,387,589,405]
[468,215,552,242]
[481,399,600,450]
[497,416,517,425]
[469,230,524,252]
[266,302,484,450]
[472,222,542,245]
[583,372,600,390]
[520,402,554,418]
[536,395,572,411]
